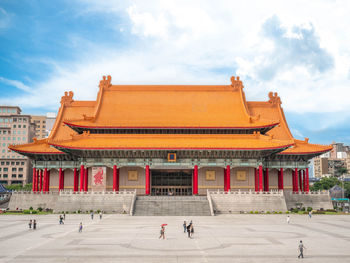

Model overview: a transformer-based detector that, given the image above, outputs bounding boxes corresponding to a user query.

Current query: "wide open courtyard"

[0,214,349,263]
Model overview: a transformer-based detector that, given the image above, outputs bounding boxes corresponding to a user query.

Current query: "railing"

[208,189,284,196]
[289,190,329,195]
[206,189,214,216]
[11,190,136,195]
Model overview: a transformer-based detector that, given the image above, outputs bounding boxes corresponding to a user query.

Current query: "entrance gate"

[151,170,192,196]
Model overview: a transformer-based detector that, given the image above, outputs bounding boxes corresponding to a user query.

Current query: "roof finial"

[230,76,243,90]
[268,92,281,105]
[60,91,74,106]
[99,75,112,90]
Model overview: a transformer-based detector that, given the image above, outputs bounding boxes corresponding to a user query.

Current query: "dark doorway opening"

[151,169,192,196]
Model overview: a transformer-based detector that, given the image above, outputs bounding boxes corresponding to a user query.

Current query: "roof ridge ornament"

[60,91,74,106]
[230,76,243,91]
[268,92,281,105]
[99,75,112,90]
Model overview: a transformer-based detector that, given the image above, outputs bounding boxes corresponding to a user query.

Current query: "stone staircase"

[133,196,211,216]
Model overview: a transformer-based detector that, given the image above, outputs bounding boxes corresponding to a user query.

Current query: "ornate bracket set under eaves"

[33,157,309,170]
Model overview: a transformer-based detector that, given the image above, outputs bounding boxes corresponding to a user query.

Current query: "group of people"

[183,221,194,238]
[28,219,37,230]
[90,211,103,220]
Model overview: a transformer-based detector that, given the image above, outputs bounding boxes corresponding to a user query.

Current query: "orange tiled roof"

[8,92,96,155]
[280,139,333,155]
[49,133,294,150]
[247,92,331,155]
[64,76,277,129]
[9,138,63,155]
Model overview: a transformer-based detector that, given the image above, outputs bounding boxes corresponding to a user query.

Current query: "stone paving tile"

[0,214,349,262]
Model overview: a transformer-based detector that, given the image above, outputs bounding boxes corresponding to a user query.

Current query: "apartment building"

[31,115,47,139]
[0,106,35,185]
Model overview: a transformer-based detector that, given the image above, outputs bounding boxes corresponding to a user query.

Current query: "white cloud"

[3,0,350,124]
[0,77,32,92]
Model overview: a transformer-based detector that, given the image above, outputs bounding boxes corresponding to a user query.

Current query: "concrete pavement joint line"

[2,215,112,263]
[318,221,350,229]
[0,224,54,241]
[291,223,349,240]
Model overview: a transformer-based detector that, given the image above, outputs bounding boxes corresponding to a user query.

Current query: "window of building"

[37,125,40,128]
[18,167,23,171]
[23,131,26,135]
[23,125,26,128]
[18,137,21,141]
[4,119,8,123]
[7,137,10,140]
[18,118,21,122]
[42,125,46,128]
[3,174,8,178]
[13,131,16,134]
[3,131,6,134]
[18,125,21,128]
[13,118,17,122]
[11,162,14,165]
[12,168,16,171]
[13,125,16,128]
[0,162,4,165]
[2,150,4,153]
[0,168,1,171]
[22,137,26,141]
[5,162,9,165]
[4,168,8,172]
[11,174,16,178]
[23,118,27,122]
[18,174,23,178]
[2,143,5,146]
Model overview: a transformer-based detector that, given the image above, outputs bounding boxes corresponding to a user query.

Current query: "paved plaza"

[0,214,349,262]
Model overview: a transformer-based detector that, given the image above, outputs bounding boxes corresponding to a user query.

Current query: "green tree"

[336,167,348,178]
[5,183,32,191]
[310,177,340,191]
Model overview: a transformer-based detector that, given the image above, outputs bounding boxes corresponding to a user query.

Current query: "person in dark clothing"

[29,219,32,229]
[183,221,187,233]
[33,220,37,230]
[186,223,192,238]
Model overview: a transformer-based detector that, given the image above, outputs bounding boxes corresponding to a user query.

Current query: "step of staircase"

[133,196,211,216]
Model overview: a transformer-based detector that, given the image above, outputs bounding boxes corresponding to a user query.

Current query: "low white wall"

[9,191,135,213]
[284,191,333,210]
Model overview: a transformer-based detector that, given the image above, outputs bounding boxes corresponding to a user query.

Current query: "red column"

[254,168,258,192]
[226,165,230,192]
[113,165,117,192]
[59,168,63,191]
[302,170,306,192]
[299,170,302,192]
[193,165,198,195]
[279,168,284,190]
[47,170,50,192]
[62,170,65,191]
[39,170,43,192]
[84,168,88,192]
[294,168,299,193]
[32,168,36,192]
[73,168,78,192]
[306,168,310,193]
[43,168,47,192]
[116,168,119,192]
[258,165,263,191]
[265,168,269,192]
[224,168,227,192]
[145,165,150,195]
[80,165,84,192]
[35,169,39,192]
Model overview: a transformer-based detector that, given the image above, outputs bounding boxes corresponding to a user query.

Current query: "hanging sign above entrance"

[167,153,176,162]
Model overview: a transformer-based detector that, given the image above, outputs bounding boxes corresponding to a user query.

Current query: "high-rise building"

[31,115,47,139]
[313,142,350,178]
[0,106,35,185]
[45,112,57,137]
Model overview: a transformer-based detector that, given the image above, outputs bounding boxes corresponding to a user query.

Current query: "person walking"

[183,221,187,233]
[99,211,102,220]
[186,223,192,238]
[79,222,83,233]
[59,215,64,225]
[308,211,312,219]
[29,219,32,229]
[159,226,165,239]
[33,220,37,230]
[63,212,66,220]
[91,211,94,220]
[287,215,290,224]
[298,240,306,258]
[190,223,194,237]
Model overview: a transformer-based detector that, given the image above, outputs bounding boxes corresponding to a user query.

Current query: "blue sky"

[1,0,350,144]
